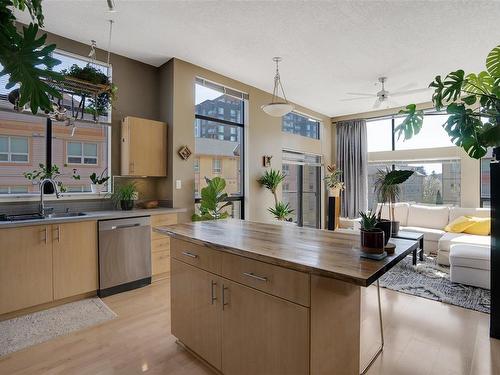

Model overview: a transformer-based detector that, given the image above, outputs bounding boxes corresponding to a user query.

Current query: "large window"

[194,78,246,219]
[282,112,320,139]
[367,159,461,209]
[0,50,111,197]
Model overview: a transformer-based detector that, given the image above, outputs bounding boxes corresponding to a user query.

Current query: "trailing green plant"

[258,168,286,206]
[192,177,232,221]
[0,0,63,114]
[111,182,137,205]
[23,163,80,192]
[373,168,414,221]
[90,168,110,185]
[268,201,294,221]
[397,44,500,160]
[359,210,378,230]
[324,164,344,191]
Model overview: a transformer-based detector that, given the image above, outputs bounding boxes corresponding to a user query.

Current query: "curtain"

[336,119,368,218]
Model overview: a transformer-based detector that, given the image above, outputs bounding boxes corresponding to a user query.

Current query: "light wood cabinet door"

[0,225,53,315]
[52,221,98,300]
[171,259,222,370]
[121,116,167,177]
[221,279,310,375]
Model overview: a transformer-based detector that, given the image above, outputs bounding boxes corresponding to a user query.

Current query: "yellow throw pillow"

[464,217,491,236]
[444,215,491,236]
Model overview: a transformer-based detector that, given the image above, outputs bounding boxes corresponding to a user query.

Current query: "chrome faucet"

[39,178,60,217]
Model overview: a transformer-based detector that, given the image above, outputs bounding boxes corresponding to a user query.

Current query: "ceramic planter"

[375,219,392,246]
[328,187,341,197]
[391,221,400,236]
[90,184,105,194]
[120,200,134,211]
[360,229,385,254]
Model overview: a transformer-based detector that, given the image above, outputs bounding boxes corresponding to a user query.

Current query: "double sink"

[0,212,87,222]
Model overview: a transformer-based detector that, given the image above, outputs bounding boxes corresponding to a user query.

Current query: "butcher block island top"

[156,218,419,287]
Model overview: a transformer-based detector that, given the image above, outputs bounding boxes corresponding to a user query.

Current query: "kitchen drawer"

[152,237,170,253]
[152,250,170,275]
[171,238,222,275]
[151,214,177,227]
[221,253,310,306]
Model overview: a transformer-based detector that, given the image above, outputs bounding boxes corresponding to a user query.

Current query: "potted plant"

[89,169,110,194]
[111,182,137,211]
[373,168,414,237]
[24,163,80,193]
[192,177,232,221]
[268,201,294,222]
[359,211,385,255]
[324,164,344,197]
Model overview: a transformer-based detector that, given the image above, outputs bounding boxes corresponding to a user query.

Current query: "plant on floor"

[324,164,344,197]
[268,201,294,221]
[23,163,80,193]
[396,44,500,160]
[0,0,63,114]
[192,177,232,221]
[111,182,137,211]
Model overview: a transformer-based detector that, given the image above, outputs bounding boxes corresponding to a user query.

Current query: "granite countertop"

[156,219,419,287]
[0,207,186,228]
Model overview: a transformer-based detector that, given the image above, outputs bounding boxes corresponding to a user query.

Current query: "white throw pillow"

[407,204,450,230]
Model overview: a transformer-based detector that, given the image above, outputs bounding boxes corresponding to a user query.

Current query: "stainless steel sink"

[0,212,87,222]
[44,212,87,219]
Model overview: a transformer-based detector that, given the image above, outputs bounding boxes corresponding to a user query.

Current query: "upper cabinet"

[121,116,167,177]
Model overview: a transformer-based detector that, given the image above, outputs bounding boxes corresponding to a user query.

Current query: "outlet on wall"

[175,180,182,190]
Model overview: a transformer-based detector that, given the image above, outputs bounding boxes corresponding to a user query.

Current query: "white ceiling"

[15,1,500,117]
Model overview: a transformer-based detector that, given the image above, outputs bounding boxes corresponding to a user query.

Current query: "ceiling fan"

[341,77,431,109]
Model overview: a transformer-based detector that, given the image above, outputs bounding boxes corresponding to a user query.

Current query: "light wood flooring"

[0,277,498,375]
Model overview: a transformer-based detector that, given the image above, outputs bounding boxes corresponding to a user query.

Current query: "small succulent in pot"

[89,168,110,194]
[111,182,137,211]
[359,210,385,254]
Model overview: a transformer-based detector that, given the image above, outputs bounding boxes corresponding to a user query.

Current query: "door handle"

[211,280,217,304]
[56,225,60,243]
[222,284,229,310]
[181,251,198,259]
[43,227,48,244]
[243,272,268,282]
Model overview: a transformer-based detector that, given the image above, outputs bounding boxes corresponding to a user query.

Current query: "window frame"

[0,135,29,164]
[194,78,246,219]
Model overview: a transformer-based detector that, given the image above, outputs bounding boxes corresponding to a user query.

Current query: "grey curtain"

[336,119,368,218]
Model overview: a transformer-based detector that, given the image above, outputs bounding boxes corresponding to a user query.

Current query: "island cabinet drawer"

[221,253,310,307]
[171,238,222,275]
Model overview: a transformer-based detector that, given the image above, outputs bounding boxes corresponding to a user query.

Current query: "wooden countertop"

[155,219,419,287]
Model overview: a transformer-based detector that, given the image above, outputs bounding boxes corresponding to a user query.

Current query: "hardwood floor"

[0,278,498,375]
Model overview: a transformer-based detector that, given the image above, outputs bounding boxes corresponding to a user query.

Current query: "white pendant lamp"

[261,57,294,117]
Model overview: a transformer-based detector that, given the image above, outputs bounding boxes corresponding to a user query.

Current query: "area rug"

[0,298,117,357]
[379,256,490,314]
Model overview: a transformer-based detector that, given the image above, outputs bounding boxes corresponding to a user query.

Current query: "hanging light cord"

[106,19,114,77]
[272,58,288,104]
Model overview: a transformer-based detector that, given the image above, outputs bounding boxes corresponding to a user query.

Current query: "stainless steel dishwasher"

[98,216,151,297]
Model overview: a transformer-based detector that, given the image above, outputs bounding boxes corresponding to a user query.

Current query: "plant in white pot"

[89,169,110,194]
[324,165,344,197]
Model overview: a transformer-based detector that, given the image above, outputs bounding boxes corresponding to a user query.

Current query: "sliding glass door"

[282,151,321,228]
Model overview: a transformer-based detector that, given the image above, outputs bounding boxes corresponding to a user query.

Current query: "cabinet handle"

[181,251,198,259]
[243,272,268,282]
[222,284,229,310]
[211,280,217,304]
[44,227,48,244]
[56,225,60,243]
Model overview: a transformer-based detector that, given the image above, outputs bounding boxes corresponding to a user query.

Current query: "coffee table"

[392,230,424,265]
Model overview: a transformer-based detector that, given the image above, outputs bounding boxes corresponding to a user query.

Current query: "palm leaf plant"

[373,168,414,222]
[268,201,294,221]
[192,177,232,221]
[258,168,285,205]
[396,44,500,160]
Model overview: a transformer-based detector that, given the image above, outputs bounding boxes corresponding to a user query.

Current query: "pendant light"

[261,57,294,117]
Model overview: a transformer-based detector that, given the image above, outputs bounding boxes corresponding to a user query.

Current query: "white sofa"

[373,203,490,266]
[449,244,490,289]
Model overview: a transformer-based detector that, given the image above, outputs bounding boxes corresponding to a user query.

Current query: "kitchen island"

[156,219,418,375]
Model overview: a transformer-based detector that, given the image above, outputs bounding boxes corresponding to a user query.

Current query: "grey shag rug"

[0,298,116,357]
[379,256,490,314]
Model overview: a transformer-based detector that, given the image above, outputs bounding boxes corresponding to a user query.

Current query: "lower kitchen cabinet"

[221,280,309,375]
[0,225,53,315]
[52,221,98,300]
[171,259,222,370]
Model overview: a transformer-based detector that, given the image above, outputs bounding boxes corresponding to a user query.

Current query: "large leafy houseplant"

[397,44,500,160]
[258,169,294,221]
[192,177,232,221]
[0,0,63,114]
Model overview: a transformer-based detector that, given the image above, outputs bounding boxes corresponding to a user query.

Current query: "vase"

[91,184,104,194]
[375,219,392,246]
[328,187,341,197]
[360,229,385,254]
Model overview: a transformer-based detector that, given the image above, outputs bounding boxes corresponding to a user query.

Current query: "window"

[0,186,28,194]
[67,142,98,165]
[481,155,492,208]
[367,119,392,152]
[0,136,29,163]
[367,159,461,210]
[194,78,246,218]
[282,112,320,139]
[212,159,222,173]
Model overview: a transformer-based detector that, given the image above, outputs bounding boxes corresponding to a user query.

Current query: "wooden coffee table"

[393,230,424,265]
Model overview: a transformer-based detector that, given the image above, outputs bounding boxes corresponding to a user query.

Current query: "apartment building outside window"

[282,112,320,139]
[0,136,29,163]
[194,77,247,219]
